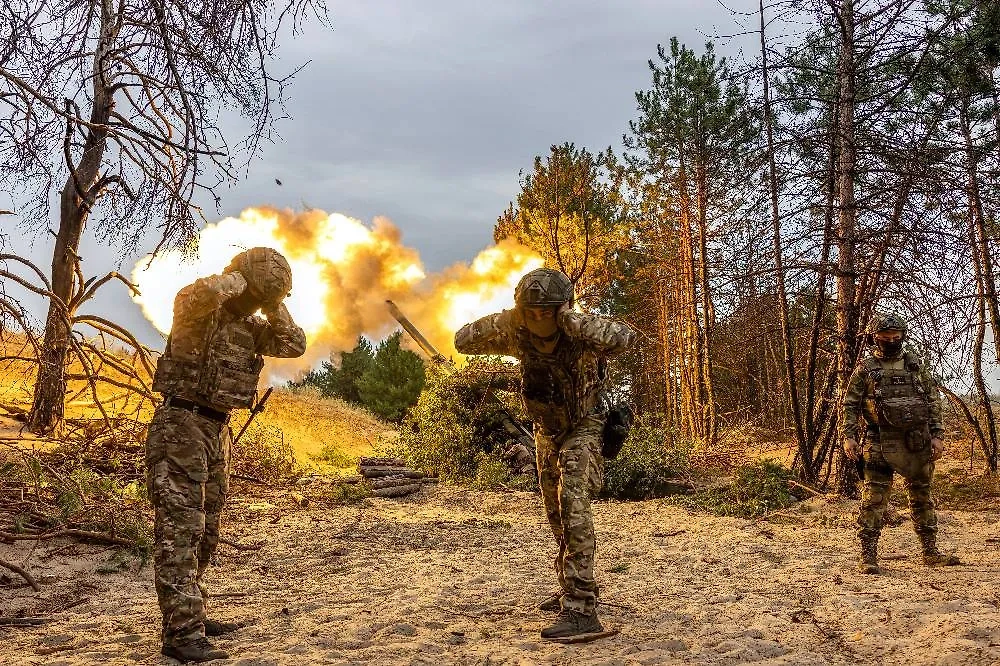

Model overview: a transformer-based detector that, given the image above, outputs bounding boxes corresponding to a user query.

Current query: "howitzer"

[385,300,537,469]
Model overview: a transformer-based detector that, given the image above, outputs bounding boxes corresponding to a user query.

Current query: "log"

[359,456,407,468]
[371,476,424,490]
[371,483,422,498]
[360,467,425,479]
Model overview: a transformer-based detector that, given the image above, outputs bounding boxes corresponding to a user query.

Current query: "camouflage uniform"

[842,348,944,556]
[455,307,634,615]
[146,258,306,650]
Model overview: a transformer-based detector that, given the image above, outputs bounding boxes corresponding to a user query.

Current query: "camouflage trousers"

[535,414,604,614]
[144,404,231,646]
[857,434,936,543]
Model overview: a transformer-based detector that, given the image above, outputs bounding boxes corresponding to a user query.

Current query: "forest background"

[1,0,1000,499]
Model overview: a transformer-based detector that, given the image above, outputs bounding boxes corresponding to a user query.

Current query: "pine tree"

[356,333,426,422]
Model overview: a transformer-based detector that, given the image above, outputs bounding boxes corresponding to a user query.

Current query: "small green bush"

[316,443,357,469]
[670,459,795,519]
[393,358,527,485]
[601,421,692,500]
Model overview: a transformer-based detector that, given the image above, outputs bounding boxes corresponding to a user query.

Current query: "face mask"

[523,307,559,340]
[876,339,903,357]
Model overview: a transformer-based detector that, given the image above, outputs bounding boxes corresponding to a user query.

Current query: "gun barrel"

[385,300,450,365]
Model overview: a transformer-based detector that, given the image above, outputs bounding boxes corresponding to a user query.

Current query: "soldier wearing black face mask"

[841,314,959,574]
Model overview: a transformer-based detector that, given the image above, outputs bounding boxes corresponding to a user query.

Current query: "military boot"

[161,637,230,663]
[538,592,563,612]
[919,534,961,566]
[203,618,241,636]
[540,609,603,639]
[858,536,880,575]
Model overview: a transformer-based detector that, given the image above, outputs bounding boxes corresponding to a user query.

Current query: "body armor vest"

[517,331,603,438]
[861,352,933,478]
[152,313,264,412]
[863,352,930,432]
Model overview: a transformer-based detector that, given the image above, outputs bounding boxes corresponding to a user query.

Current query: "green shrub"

[670,459,795,519]
[392,358,526,485]
[602,421,692,500]
[316,443,357,469]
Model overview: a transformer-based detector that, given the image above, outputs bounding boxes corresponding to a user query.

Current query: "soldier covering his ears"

[145,247,306,662]
[455,268,635,639]
[842,313,960,575]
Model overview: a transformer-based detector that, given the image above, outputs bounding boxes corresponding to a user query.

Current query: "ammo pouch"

[877,396,930,431]
[151,356,201,396]
[198,356,263,411]
[601,403,634,459]
[151,354,262,411]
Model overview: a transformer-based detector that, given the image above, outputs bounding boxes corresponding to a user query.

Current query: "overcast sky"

[4,0,752,348]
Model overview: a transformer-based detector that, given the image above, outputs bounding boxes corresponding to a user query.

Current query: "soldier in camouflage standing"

[842,313,960,575]
[146,247,306,662]
[455,268,635,639]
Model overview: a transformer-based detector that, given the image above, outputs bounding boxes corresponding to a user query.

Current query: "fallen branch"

[0,558,40,591]
[0,617,50,626]
[0,529,135,547]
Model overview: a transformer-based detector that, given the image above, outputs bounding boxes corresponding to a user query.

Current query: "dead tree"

[0,0,327,436]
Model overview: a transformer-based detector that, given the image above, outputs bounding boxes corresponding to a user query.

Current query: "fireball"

[131,207,542,375]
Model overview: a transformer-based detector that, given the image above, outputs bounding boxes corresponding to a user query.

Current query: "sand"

[3,485,1000,666]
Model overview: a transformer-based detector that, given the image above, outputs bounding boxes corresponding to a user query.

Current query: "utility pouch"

[601,403,634,459]
[151,356,201,396]
[198,356,263,411]
[877,396,930,431]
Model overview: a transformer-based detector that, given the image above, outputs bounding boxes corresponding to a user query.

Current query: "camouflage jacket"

[455,309,635,438]
[153,272,306,411]
[842,350,944,440]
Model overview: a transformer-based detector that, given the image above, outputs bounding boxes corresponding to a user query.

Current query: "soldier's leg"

[905,460,959,564]
[905,460,936,544]
[555,416,604,615]
[857,452,893,573]
[535,432,567,592]
[197,421,230,601]
[145,407,211,646]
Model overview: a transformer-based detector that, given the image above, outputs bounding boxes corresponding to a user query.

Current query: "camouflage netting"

[392,357,531,484]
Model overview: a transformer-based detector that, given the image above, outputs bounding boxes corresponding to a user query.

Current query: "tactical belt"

[165,397,229,423]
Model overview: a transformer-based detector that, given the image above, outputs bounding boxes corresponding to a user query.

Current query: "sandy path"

[3,486,1000,665]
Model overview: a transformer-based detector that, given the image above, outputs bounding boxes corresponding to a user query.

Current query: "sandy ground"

[3,484,1000,666]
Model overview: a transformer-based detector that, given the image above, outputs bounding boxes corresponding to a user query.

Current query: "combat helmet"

[514,268,574,308]
[870,313,907,339]
[227,247,292,305]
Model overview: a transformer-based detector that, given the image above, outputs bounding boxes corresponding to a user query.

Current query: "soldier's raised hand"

[843,438,860,461]
[931,437,945,460]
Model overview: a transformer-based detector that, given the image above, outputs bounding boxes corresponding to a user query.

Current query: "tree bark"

[28,0,117,436]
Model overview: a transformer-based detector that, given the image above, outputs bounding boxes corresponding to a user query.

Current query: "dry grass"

[230,386,393,472]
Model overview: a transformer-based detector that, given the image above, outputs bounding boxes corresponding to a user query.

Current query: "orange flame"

[131,207,542,377]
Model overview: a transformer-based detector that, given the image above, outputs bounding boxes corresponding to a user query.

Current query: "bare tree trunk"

[28,0,117,436]
[961,99,1000,365]
[695,161,718,447]
[964,101,1000,471]
[833,0,861,494]
[760,0,807,475]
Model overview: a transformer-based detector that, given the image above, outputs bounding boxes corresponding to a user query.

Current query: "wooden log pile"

[358,457,438,498]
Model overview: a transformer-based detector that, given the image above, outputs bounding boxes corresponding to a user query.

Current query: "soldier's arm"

[174,273,248,320]
[454,310,520,357]
[920,366,945,438]
[841,367,866,440]
[252,302,307,358]
[558,312,636,356]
